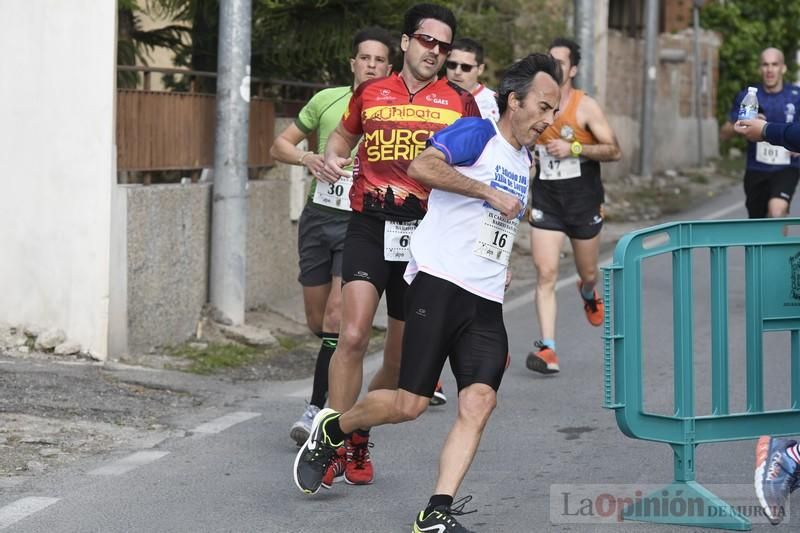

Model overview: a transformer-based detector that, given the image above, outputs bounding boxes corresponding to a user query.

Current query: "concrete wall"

[122,172,300,352]
[247,174,300,309]
[125,184,210,352]
[0,3,116,357]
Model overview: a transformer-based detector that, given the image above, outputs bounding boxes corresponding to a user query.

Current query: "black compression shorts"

[341,211,410,320]
[399,272,508,397]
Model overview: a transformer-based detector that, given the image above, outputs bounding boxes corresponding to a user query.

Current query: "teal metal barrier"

[602,218,800,530]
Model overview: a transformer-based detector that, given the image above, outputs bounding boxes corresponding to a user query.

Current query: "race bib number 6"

[756,142,791,166]
[537,145,581,180]
[384,220,419,262]
[473,209,519,266]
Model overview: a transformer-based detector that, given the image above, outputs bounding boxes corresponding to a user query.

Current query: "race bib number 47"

[537,145,581,180]
[384,220,419,262]
[756,142,791,166]
[473,209,519,266]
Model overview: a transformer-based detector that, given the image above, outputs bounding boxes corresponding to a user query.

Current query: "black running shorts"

[399,272,509,397]
[341,211,410,321]
[743,167,800,219]
[297,204,350,286]
[529,160,604,240]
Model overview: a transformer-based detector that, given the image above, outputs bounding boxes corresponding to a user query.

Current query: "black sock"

[324,415,346,445]
[310,332,337,409]
[426,494,453,513]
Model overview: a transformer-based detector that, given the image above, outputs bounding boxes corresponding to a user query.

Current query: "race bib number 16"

[473,210,519,266]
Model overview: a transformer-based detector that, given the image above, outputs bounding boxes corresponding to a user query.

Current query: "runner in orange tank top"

[526,37,622,376]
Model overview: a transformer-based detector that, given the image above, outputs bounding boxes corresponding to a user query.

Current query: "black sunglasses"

[445,60,478,73]
[410,33,452,54]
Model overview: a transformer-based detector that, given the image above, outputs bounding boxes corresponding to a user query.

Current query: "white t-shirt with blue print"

[404,117,531,303]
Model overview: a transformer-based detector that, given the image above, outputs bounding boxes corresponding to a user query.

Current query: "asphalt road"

[2,185,799,532]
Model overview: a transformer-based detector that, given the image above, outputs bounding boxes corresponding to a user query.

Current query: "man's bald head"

[761,47,785,65]
[760,47,787,92]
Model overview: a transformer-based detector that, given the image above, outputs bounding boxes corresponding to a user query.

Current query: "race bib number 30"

[313,176,353,210]
[384,220,419,262]
[756,142,791,166]
[537,146,581,180]
[473,210,519,266]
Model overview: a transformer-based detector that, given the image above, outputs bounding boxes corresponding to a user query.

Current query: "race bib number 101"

[756,142,791,166]
[384,220,419,261]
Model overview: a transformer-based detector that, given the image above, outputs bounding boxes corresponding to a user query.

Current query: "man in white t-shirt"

[446,37,500,122]
[431,35,502,408]
[293,53,561,533]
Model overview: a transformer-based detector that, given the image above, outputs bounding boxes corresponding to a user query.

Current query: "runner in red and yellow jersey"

[314,2,479,488]
[343,74,474,219]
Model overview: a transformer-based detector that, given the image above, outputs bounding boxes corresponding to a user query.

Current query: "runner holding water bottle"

[720,47,800,219]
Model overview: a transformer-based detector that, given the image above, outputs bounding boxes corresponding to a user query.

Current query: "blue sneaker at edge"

[754,435,799,525]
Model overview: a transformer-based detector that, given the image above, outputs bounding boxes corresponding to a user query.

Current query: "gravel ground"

[0,353,198,479]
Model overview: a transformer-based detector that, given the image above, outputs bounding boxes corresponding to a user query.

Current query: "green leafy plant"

[701,1,800,126]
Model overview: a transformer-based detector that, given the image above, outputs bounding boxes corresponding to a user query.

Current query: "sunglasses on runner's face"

[445,61,478,73]
[410,33,452,54]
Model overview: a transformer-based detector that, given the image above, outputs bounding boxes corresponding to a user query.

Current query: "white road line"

[0,497,59,529]
[88,450,170,476]
[190,411,261,434]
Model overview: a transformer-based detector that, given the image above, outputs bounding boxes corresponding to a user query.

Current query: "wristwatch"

[570,141,583,157]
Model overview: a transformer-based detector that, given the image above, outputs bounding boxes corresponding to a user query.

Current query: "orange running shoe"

[344,432,374,485]
[578,281,604,327]
[526,341,560,374]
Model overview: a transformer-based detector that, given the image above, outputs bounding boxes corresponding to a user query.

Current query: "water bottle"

[738,86,759,120]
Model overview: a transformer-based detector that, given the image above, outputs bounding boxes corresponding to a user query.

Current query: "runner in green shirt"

[270,27,393,447]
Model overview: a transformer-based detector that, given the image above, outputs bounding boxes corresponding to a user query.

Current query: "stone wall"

[246,172,300,309]
[602,28,720,178]
[123,166,300,352]
[126,183,210,352]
